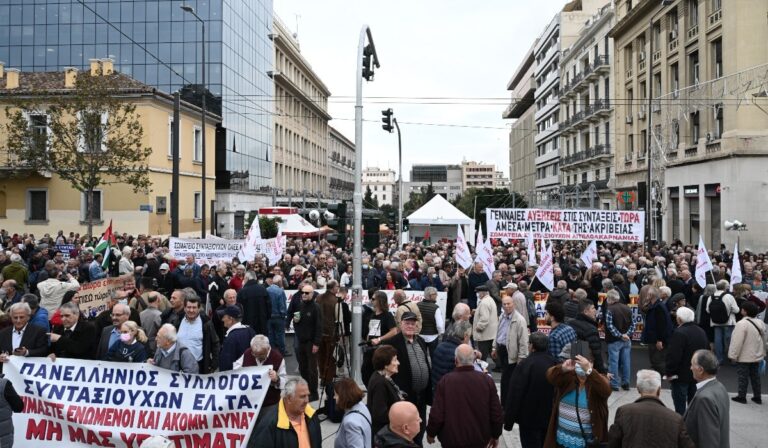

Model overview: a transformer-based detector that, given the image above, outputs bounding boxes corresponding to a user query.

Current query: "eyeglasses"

[302,291,312,295]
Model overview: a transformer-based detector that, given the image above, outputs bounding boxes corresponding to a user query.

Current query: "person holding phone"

[544,343,611,448]
[0,302,49,371]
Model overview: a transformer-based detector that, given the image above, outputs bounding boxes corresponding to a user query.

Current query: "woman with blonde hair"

[104,321,148,363]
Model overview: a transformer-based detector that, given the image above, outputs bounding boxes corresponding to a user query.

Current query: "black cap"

[400,311,418,321]
[217,305,242,319]
[475,285,489,292]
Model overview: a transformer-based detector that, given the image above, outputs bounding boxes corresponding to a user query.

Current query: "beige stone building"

[559,2,615,210]
[271,17,332,198]
[328,126,355,201]
[363,167,396,206]
[461,160,495,190]
[504,42,537,197]
[0,60,216,237]
[611,0,768,250]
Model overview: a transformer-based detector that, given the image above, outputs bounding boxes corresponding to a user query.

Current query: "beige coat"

[728,317,767,363]
[492,309,529,363]
[473,295,499,342]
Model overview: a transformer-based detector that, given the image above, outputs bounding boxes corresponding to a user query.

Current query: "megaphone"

[309,209,320,222]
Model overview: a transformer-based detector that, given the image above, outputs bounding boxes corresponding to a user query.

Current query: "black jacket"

[367,371,402,436]
[665,322,709,384]
[293,299,323,345]
[505,351,558,430]
[568,313,607,373]
[50,320,97,360]
[386,332,432,407]
[237,279,272,336]
[249,401,322,448]
[374,426,419,448]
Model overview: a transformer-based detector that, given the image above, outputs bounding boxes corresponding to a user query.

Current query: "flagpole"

[708,270,716,284]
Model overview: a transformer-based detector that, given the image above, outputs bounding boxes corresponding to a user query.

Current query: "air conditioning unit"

[625,115,633,124]
[637,111,646,120]
[638,52,646,61]
[669,30,678,40]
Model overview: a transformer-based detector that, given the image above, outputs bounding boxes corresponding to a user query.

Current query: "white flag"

[730,241,742,289]
[580,240,598,268]
[264,230,285,266]
[475,225,484,253]
[535,241,555,291]
[695,235,714,288]
[525,231,535,252]
[237,216,263,261]
[454,225,473,269]
[478,238,495,278]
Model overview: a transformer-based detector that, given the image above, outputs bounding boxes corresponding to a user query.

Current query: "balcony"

[668,38,679,54]
[589,98,611,120]
[625,68,633,80]
[535,98,560,121]
[706,140,722,154]
[687,24,699,42]
[0,150,36,179]
[708,9,722,29]
[652,50,661,64]
[560,143,613,168]
[684,145,698,158]
[593,55,610,74]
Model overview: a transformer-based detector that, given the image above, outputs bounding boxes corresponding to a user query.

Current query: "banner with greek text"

[486,208,645,243]
[533,292,645,341]
[5,357,268,447]
[74,278,125,319]
[168,238,245,265]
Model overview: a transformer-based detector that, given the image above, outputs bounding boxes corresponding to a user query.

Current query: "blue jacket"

[266,284,287,318]
[431,336,462,388]
[335,401,372,448]
[29,308,50,333]
[89,261,106,280]
[219,324,256,371]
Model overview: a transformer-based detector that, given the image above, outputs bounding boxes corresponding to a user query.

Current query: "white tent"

[406,195,473,241]
[278,214,320,237]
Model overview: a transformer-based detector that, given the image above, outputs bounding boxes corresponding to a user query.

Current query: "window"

[27,189,48,222]
[167,116,174,158]
[627,134,634,159]
[711,0,722,11]
[652,22,661,52]
[193,126,202,162]
[581,172,587,184]
[194,192,201,220]
[81,190,102,222]
[691,111,700,143]
[640,130,647,157]
[671,63,679,95]
[382,194,387,201]
[689,51,700,86]
[688,0,699,25]
[605,167,611,179]
[78,111,107,152]
[653,73,662,99]
[28,113,48,151]
[712,39,722,78]
[714,105,723,138]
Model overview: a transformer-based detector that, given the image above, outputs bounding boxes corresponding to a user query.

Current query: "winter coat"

[665,322,709,384]
[728,317,767,363]
[568,313,607,373]
[249,399,322,448]
[607,396,695,448]
[473,295,499,342]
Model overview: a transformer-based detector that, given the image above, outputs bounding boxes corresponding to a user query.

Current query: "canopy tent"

[405,195,474,241]
[278,214,320,237]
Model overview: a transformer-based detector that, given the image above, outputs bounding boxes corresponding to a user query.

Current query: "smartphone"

[570,341,590,361]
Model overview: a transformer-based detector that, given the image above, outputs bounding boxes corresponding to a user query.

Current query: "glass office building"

[0,0,273,192]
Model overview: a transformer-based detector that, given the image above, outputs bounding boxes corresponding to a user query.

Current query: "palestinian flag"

[94,220,113,269]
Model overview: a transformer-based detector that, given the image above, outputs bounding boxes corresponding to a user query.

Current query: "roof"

[0,71,153,95]
[278,214,320,237]
[406,194,473,225]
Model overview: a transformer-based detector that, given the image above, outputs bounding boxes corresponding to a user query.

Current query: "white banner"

[168,237,244,265]
[535,240,554,291]
[730,241,742,289]
[454,226,473,270]
[5,357,268,447]
[486,208,645,243]
[580,240,598,267]
[695,235,714,288]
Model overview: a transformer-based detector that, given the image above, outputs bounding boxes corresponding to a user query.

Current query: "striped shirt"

[556,388,593,448]
[406,338,429,393]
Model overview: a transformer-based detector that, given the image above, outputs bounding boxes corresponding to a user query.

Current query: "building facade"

[504,42,537,196]
[612,0,768,250]
[271,17,331,201]
[405,164,462,201]
[328,126,355,201]
[0,64,216,236]
[461,160,495,190]
[494,171,511,190]
[559,2,615,210]
[363,167,396,206]
[0,0,275,237]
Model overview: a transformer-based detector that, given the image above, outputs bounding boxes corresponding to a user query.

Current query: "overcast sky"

[273,0,569,180]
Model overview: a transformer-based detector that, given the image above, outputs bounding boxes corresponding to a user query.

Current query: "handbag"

[574,387,607,448]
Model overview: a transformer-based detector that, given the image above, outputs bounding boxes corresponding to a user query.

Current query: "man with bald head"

[427,343,503,447]
[374,401,421,448]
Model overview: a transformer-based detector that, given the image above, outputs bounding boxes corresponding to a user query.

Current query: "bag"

[709,294,730,325]
[575,388,607,448]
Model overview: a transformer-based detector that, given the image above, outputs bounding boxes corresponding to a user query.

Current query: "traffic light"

[387,211,396,230]
[363,217,380,252]
[325,201,347,247]
[381,108,393,133]
[402,219,409,233]
[362,45,375,81]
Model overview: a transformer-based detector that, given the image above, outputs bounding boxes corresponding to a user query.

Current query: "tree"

[244,214,282,238]
[4,71,152,236]
[424,182,436,203]
[364,185,379,208]
[452,188,528,235]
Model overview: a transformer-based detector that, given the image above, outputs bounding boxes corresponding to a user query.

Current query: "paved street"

[283,336,767,447]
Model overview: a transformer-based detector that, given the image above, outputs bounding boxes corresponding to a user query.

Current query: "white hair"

[282,377,308,399]
[676,306,695,324]
[9,254,21,263]
[454,346,475,366]
[158,323,177,343]
[9,302,31,316]
[636,369,661,394]
[659,286,671,299]
[250,335,271,353]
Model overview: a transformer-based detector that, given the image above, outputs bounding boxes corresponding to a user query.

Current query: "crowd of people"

[0,228,766,447]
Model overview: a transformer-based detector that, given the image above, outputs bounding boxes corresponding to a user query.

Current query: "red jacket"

[426,365,503,448]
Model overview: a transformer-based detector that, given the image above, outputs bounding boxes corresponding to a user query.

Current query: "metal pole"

[201,19,207,238]
[171,92,180,237]
[394,118,403,246]
[645,15,653,255]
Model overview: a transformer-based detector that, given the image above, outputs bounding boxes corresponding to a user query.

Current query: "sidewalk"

[316,386,767,447]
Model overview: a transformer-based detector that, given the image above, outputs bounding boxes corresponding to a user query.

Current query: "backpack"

[709,294,730,325]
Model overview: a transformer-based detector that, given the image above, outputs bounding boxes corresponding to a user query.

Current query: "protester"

[728,301,766,404]
[36,268,80,315]
[606,369,695,448]
[266,273,288,357]
[544,349,611,448]
[48,302,97,360]
[96,302,131,359]
[393,290,422,332]
[150,324,199,373]
[175,295,219,374]
[0,303,49,367]
[544,301,577,361]
[362,290,398,385]
[367,345,405,437]
[707,280,740,365]
[642,286,673,374]
[333,377,372,448]
[416,286,443,356]
[373,401,421,448]
[22,294,49,332]
[292,284,323,402]
[139,293,163,355]
[492,294,529,406]
[664,306,709,415]
[249,377,322,448]
[218,305,256,371]
[426,344,503,448]
[103,320,148,362]
[0,373,23,448]
[684,349,730,448]
[234,335,287,410]
[237,270,271,336]
[604,289,635,391]
[431,320,472,388]
[473,285,499,364]
[504,332,557,447]
[568,299,607,374]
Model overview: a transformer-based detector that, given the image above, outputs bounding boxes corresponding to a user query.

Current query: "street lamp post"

[351,26,380,383]
[181,4,207,238]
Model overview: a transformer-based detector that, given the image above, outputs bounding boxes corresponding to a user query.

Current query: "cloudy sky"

[273,0,569,180]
